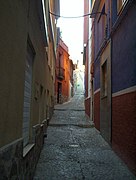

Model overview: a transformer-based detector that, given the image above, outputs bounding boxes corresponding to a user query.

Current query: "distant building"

[73,63,85,95]
[69,59,75,98]
[0,0,60,178]
[55,38,74,104]
[84,0,136,175]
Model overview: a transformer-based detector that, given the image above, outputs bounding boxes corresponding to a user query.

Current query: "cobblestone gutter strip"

[54,109,85,111]
[49,123,94,128]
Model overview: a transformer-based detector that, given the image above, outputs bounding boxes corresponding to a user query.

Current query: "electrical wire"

[49,11,105,19]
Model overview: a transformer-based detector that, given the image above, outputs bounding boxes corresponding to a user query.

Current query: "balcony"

[56,67,65,80]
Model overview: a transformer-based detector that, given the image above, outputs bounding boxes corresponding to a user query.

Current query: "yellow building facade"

[0,0,59,178]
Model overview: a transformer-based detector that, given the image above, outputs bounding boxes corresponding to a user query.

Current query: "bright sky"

[57,0,84,65]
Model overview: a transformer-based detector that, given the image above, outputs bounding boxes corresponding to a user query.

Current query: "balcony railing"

[56,67,65,80]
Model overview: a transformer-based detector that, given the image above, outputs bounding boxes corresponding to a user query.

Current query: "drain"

[69,144,79,148]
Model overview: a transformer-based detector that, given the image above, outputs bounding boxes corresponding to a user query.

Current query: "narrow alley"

[34,93,135,180]
[0,1,136,179]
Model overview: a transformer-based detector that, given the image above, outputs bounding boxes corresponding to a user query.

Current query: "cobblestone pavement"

[34,94,136,180]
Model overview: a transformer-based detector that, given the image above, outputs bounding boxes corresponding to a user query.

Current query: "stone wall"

[0,120,48,179]
[0,139,23,179]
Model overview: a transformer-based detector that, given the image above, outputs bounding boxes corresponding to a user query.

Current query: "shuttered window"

[23,41,34,146]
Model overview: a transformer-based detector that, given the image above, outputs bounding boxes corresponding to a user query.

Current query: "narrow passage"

[34,94,135,180]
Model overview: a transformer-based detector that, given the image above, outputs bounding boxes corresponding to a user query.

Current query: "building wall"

[92,0,112,139]
[84,0,91,117]
[0,0,59,178]
[91,0,136,174]
[0,0,50,147]
[55,39,71,104]
[85,97,91,117]
[90,19,95,121]
[100,42,111,144]
[112,91,136,174]
[69,60,74,98]
[85,44,89,98]
[0,0,27,147]
[94,57,100,130]
[94,90,100,130]
[84,0,89,45]
[47,0,59,115]
[63,51,70,101]
[111,1,136,174]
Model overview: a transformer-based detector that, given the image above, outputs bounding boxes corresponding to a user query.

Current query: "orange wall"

[55,39,70,102]
[62,50,70,100]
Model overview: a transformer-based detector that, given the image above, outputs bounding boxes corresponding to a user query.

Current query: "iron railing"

[56,67,65,80]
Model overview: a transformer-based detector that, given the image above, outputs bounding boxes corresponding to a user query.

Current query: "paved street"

[34,94,135,180]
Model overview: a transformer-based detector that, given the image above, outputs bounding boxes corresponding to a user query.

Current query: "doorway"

[100,42,111,144]
[57,82,62,103]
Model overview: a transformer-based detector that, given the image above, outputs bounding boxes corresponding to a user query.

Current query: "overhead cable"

[49,11,106,19]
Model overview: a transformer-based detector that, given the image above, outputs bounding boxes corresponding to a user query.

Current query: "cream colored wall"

[0,1,28,147]
[46,0,58,108]
[0,0,57,147]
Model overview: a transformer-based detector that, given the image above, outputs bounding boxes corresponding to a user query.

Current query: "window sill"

[23,143,35,157]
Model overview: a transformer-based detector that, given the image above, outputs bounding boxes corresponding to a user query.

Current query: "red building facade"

[55,38,74,104]
[111,1,136,174]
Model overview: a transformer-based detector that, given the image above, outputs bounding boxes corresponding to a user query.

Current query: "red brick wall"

[85,97,90,117]
[112,91,136,175]
[94,91,100,131]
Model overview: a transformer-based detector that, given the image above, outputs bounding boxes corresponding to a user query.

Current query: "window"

[97,4,107,48]
[58,53,61,67]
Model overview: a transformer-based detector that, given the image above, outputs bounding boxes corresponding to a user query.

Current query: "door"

[100,42,111,144]
[57,82,62,103]
[91,79,94,121]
